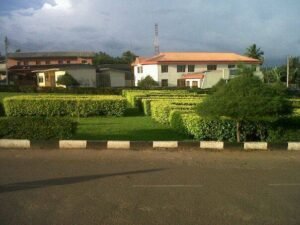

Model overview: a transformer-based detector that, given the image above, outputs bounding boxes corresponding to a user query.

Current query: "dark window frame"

[137,66,143,74]
[188,65,195,72]
[207,65,217,70]
[177,65,186,72]
[228,64,235,69]
[161,65,168,73]
[161,79,168,87]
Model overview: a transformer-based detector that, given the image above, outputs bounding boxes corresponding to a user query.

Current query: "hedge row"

[4,95,127,117]
[0,117,77,140]
[142,97,204,115]
[169,111,300,142]
[122,90,198,107]
[150,100,202,124]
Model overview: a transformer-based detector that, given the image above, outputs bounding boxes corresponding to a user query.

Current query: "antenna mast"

[4,36,8,85]
[154,23,160,55]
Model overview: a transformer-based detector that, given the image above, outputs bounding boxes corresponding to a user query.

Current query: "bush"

[122,90,193,107]
[142,96,204,115]
[169,111,300,142]
[150,100,200,124]
[0,117,77,140]
[4,95,127,117]
[56,73,79,87]
[137,76,159,88]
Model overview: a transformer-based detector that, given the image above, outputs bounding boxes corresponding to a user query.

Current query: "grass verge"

[74,116,190,141]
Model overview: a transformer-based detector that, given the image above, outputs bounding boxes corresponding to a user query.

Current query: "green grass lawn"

[74,116,190,141]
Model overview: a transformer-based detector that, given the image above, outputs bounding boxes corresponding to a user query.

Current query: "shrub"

[122,90,192,107]
[0,117,77,140]
[56,73,79,87]
[150,100,199,124]
[142,96,204,116]
[137,76,159,88]
[4,95,127,117]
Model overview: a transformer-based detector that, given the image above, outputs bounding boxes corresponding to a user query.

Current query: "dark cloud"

[0,0,300,66]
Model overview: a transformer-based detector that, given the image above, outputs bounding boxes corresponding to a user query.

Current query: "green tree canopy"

[56,73,79,87]
[93,50,137,65]
[138,75,159,88]
[197,75,292,142]
[245,44,264,64]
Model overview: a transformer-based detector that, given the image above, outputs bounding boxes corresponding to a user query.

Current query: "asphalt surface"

[0,149,300,225]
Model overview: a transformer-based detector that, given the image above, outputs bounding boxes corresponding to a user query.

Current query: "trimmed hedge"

[122,90,196,107]
[142,96,204,116]
[169,111,300,142]
[4,95,127,117]
[150,100,202,124]
[0,117,77,140]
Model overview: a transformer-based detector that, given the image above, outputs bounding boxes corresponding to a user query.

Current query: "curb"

[0,139,299,151]
[288,142,300,151]
[59,140,87,149]
[107,141,130,149]
[0,139,30,149]
[244,142,268,150]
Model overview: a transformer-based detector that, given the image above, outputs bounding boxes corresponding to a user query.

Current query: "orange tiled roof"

[182,73,205,79]
[133,52,260,65]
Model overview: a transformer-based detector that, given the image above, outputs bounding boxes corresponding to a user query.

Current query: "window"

[58,60,63,64]
[23,61,28,66]
[38,76,44,83]
[186,81,190,87]
[161,65,168,73]
[137,66,143,73]
[36,60,41,65]
[45,74,49,81]
[207,65,217,70]
[17,61,21,66]
[82,60,87,64]
[45,60,50,65]
[228,64,235,69]
[177,65,186,72]
[161,79,168,87]
[67,60,71,64]
[192,81,198,88]
[188,65,195,72]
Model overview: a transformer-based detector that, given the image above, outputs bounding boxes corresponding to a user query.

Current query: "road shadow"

[0,168,166,194]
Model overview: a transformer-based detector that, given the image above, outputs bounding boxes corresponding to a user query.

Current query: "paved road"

[0,149,300,225]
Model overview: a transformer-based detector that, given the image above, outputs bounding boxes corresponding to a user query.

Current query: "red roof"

[133,52,260,65]
[182,73,205,79]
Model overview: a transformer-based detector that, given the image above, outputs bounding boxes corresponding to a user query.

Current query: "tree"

[245,44,264,64]
[121,51,137,64]
[262,67,284,84]
[93,51,115,65]
[138,75,159,88]
[197,75,292,142]
[56,73,79,87]
[93,50,137,65]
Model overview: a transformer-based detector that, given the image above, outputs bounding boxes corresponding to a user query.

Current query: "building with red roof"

[132,52,262,88]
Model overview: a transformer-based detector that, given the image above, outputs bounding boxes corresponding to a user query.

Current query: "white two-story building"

[132,52,262,88]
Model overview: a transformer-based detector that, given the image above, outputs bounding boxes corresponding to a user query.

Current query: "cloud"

[0,0,300,65]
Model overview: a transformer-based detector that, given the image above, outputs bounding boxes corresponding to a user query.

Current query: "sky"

[0,0,300,66]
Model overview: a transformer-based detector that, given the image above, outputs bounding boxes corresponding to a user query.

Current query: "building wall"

[134,65,159,86]
[110,70,126,87]
[7,57,93,68]
[134,63,262,88]
[66,68,96,87]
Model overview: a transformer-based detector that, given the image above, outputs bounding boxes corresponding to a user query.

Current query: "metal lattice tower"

[154,23,160,55]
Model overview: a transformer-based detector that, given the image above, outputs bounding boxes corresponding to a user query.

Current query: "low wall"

[0,140,299,151]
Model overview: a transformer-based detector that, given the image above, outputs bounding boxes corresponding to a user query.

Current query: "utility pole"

[154,23,160,55]
[287,55,290,88]
[4,36,9,85]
